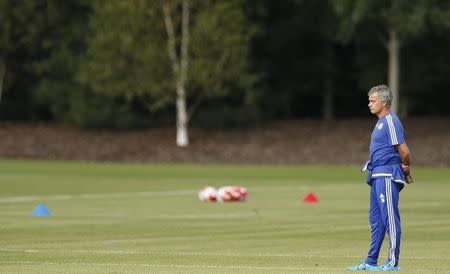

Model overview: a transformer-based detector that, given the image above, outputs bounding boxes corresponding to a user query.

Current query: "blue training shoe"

[347,260,379,271]
[378,261,400,271]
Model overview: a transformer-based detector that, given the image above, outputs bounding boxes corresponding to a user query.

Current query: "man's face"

[368,92,386,115]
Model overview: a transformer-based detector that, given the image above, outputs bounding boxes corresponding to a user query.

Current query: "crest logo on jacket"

[380,193,385,203]
[377,123,384,130]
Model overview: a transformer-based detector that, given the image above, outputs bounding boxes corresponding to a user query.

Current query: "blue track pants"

[366,177,402,267]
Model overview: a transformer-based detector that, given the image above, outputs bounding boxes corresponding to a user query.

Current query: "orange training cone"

[303,192,319,203]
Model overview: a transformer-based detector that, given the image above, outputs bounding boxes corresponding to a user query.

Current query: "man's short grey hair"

[368,85,393,106]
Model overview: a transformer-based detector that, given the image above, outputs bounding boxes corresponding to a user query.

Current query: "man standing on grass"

[348,85,413,271]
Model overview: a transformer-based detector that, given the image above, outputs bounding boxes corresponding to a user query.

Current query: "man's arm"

[396,143,410,166]
[396,143,413,183]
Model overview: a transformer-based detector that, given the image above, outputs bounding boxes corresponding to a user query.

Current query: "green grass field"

[0,159,449,273]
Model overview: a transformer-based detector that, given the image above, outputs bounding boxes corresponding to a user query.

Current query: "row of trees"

[1,0,450,146]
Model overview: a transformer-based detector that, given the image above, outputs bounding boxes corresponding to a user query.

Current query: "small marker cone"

[32,203,51,216]
[303,192,319,203]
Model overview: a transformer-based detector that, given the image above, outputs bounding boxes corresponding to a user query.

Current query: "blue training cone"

[32,203,51,216]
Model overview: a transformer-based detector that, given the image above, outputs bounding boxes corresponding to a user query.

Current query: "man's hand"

[402,164,414,184]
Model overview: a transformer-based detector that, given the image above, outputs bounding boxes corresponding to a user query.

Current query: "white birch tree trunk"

[387,29,400,115]
[176,84,188,146]
[0,57,6,104]
[163,0,190,147]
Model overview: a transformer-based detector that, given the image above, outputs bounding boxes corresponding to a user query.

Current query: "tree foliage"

[1,0,450,127]
[0,0,48,114]
[333,0,450,115]
[79,0,258,123]
[32,0,93,122]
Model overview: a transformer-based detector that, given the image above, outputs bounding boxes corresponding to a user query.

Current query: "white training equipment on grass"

[198,186,217,202]
[216,186,247,203]
[198,186,247,202]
